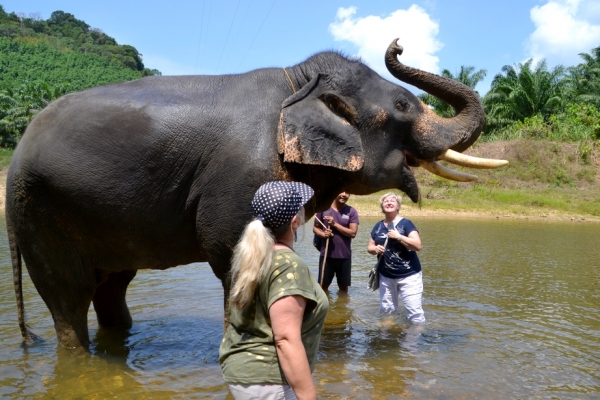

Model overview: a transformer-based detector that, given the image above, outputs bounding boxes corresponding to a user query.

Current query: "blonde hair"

[379,192,402,213]
[229,208,305,310]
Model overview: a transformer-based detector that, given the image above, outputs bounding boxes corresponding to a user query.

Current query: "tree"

[48,10,90,35]
[566,46,600,107]
[419,66,487,117]
[483,59,567,134]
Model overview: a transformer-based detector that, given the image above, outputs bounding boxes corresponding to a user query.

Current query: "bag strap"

[374,220,392,270]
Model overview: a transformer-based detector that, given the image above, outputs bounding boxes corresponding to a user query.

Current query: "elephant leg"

[25,258,96,349]
[92,269,137,329]
[52,299,93,349]
[206,256,233,330]
[222,268,232,329]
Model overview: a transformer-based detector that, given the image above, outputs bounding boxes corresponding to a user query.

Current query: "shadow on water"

[6,314,226,398]
[92,328,136,360]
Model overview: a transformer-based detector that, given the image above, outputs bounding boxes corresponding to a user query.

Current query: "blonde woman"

[219,181,328,400]
[366,193,425,323]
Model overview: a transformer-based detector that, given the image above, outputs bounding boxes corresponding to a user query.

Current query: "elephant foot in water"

[93,269,137,329]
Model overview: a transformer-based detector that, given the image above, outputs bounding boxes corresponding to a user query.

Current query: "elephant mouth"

[401,150,509,202]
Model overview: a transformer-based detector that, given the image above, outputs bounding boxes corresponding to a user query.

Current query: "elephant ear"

[278,74,364,171]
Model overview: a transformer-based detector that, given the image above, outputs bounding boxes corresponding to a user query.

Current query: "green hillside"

[0,6,159,80]
[0,4,160,147]
[0,38,145,91]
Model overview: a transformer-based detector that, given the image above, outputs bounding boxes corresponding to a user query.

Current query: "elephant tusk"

[418,160,479,182]
[439,149,509,169]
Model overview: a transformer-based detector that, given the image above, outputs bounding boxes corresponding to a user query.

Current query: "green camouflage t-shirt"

[219,249,329,384]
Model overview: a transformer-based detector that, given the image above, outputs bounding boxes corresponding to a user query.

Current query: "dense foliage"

[419,66,487,118]
[0,81,70,147]
[567,46,600,108]
[0,38,145,91]
[418,46,600,153]
[0,4,161,147]
[479,52,600,155]
[0,6,159,76]
[483,60,566,132]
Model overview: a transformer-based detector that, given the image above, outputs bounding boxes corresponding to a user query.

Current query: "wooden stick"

[320,237,330,286]
[316,212,333,285]
[314,216,333,236]
[314,216,327,229]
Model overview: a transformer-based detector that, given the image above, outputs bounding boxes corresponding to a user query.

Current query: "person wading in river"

[219,181,329,400]
[367,193,425,323]
[313,192,359,292]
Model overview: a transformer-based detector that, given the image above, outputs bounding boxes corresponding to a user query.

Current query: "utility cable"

[237,0,277,70]
[194,0,206,74]
[216,0,242,72]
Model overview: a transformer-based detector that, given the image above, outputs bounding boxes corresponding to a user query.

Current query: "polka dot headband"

[252,181,314,228]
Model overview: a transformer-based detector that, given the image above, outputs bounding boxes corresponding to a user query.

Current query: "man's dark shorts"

[318,257,352,287]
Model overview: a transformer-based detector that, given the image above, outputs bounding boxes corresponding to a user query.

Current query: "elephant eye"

[319,93,358,124]
[395,99,410,112]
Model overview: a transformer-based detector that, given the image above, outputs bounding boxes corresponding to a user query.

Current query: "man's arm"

[313,224,332,238]
[323,208,358,239]
[331,221,358,238]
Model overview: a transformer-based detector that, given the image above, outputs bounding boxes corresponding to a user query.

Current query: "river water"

[1,216,598,399]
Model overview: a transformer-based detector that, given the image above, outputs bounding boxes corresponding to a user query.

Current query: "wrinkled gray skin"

[7,40,484,349]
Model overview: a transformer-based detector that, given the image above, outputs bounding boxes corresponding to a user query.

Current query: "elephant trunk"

[385,39,485,159]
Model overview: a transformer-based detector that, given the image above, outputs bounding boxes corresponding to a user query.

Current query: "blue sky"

[4,0,600,94]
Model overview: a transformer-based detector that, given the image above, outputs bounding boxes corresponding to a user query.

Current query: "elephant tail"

[8,222,40,343]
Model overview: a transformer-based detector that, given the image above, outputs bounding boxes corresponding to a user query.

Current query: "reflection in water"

[320,292,353,355]
[1,216,599,398]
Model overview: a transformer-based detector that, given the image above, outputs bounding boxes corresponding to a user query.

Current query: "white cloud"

[526,0,600,66]
[328,5,443,78]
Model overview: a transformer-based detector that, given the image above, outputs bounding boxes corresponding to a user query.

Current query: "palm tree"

[483,59,567,133]
[566,46,600,107]
[419,66,487,117]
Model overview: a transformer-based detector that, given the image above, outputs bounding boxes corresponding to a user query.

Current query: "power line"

[238,0,277,71]
[217,0,242,72]
[194,0,206,74]
[225,0,254,68]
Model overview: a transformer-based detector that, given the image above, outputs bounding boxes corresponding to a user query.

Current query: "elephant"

[6,39,506,349]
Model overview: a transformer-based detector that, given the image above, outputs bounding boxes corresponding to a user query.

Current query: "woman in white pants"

[367,193,425,323]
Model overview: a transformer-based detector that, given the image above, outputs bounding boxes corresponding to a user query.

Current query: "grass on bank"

[350,185,600,219]
[351,138,600,220]
[0,148,13,170]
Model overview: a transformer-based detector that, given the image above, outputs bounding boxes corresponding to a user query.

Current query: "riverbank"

[0,139,598,222]
[352,139,600,222]
[0,167,5,212]
[349,193,600,222]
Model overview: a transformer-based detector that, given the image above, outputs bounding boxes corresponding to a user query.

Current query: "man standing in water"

[313,192,359,292]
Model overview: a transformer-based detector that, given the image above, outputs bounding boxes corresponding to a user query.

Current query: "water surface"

[1,216,598,398]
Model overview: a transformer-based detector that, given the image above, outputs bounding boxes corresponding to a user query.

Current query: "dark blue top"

[370,218,421,279]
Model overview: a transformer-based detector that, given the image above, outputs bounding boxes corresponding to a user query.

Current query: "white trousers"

[379,271,425,323]
[228,383,297,400]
